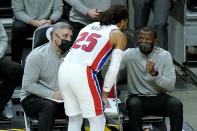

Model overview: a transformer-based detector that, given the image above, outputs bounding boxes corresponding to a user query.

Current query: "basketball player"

[58,5,128,131]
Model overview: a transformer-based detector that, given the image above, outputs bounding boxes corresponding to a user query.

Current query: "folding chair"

[22,25,68,131]
[32,25,53,49]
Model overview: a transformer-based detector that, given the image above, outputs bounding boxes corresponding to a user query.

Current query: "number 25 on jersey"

[72,32,102,52]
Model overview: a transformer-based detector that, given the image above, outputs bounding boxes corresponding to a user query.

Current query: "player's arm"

[110,30,127,50]
[102,30,127,108]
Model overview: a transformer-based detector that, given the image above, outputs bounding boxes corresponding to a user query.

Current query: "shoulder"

[156,47,171,57]
[124,48,135,54]
[26,44,49,63]
[154,48,172,61]
[109,30,127,46]
[123,48,136,58]
[110,30,125,37]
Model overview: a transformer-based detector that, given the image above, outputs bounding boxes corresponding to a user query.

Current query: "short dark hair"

[139,26,157,38]
[99,4,128,26]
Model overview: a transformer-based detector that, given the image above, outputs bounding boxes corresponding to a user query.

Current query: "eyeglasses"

[55,33,62,39]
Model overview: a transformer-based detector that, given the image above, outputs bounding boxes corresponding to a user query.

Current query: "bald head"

[138,26,157,44]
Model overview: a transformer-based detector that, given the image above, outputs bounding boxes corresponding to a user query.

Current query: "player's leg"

[88,114,106,131]
[75,67,104,118]
[67,114,83,131]
[75,67,106,131]
[58,62,82,115]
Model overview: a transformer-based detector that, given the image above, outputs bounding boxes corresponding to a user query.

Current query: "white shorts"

[58,62,104,118]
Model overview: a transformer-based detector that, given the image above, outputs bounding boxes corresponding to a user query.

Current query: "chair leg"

[22,108,31,131]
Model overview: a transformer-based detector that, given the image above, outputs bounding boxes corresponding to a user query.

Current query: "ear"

[154,38,158,45]
[118,19,126,30]
[51,32,55,39]
[121,19,126,26]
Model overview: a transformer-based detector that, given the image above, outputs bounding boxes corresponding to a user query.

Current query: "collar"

[49,42,62,57]
[137,47,157,59]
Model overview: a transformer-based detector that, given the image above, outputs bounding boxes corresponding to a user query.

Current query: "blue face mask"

[139,42,154,55]
[56,34,73,52]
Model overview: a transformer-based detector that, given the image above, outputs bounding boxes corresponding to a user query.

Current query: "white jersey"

[64,22,119,72]
[59,22,119,117]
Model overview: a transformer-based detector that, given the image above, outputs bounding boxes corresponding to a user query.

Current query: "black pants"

[11,20,37,63]
[21,95,66,131]
[132,0,172,50]
[126,94,183,131]
[0,58,23,112]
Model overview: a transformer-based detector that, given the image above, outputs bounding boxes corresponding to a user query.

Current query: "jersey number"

[72,32,102,52]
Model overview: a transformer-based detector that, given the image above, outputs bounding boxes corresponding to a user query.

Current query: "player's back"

[64,22,118,71]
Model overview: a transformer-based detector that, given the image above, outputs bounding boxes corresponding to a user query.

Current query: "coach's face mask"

[56,34,73,52]
[58,39,73,52]
[139,42,154,55]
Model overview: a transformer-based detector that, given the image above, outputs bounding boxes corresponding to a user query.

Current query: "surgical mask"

[56,34,73,52]
[58,39,73,52]
[139,42,154,55]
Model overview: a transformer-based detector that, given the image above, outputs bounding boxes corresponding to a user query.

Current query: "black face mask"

[56,34,73,52]
[139,42,154,55]
[58,39,73,52]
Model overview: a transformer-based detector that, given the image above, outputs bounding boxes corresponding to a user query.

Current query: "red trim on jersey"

[86,67,103,116]
[91,40,112,71]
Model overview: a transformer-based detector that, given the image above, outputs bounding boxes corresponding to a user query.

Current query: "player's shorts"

[58,61,105,118]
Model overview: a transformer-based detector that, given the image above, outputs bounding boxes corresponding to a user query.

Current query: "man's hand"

[102,90,109,109]
[29,19,52,27]
[46,20,52,25]
[103,98,108,109]
[40,19,52,26]
[146,60,157,76]
[29,19,44,27]
[87,9,102,19]
[53,91,63,100]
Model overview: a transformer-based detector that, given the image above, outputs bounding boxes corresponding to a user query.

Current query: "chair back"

[32,25,53,49]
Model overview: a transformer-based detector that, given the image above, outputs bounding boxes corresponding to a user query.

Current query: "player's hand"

[87,9,102,19]
[53,91,63,100]
[103,98,108,109]
[146,60,157,76]
[102,90,109,108]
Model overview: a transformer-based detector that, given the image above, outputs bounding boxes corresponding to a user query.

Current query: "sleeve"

[12,0,32,24]
[49,0,64,22]
[64,0,89,15]
[119,49,130,70]
[102,49,129,80]
[103,49,123,92]
[0,22,8,59]
[153,52,176,92]
[22,51,54,98]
